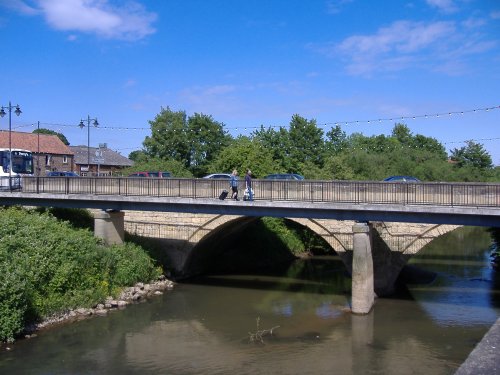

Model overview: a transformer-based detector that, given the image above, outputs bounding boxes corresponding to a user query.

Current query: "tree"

[450,140,493,170]
[187,113,230,176]
[123,156,193,177]
[143,107,230,176]
[143,107,190,164]
[32,128,69,145]
[288,114,325,168]
[207,136,277,178]
[251,125,293,172]
[323,154,355,180]
[128,150,147,162]
[325,125,348,155]
[391,123,412,145]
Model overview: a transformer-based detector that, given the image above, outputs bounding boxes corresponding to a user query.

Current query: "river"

[0,226,499,375]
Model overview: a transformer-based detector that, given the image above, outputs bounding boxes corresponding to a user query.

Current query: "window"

[45,155,51,166]
[63,155,68,164]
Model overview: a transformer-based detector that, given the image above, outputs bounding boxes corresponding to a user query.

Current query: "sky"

[0,0,499,164]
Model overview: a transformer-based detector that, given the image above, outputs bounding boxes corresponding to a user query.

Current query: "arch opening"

[182,217,340,278]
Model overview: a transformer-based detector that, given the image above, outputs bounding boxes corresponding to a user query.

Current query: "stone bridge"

[120,210,459,297]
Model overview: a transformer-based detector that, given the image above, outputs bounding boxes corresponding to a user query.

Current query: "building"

[70,144,133,176]
[0,130,74,176]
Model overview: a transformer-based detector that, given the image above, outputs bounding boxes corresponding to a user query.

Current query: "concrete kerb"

[454,316,500,374]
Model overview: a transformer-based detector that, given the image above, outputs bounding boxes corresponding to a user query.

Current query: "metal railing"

[15,176,500,208]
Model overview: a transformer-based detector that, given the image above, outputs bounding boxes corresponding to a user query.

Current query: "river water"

[1,227,499,375]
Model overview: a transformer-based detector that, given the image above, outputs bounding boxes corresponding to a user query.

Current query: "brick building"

[70,145,133,176]
[0,131,74,176]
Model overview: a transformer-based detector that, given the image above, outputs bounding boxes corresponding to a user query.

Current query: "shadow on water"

[184,255,352,296]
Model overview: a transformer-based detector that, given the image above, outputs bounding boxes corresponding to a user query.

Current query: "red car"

[128,171,171,178]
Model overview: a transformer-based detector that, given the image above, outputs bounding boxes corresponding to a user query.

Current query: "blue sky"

[0,0,499,164]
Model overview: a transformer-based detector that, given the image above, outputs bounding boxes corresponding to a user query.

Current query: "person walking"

[245,169,253,201]
[230,169,239,200]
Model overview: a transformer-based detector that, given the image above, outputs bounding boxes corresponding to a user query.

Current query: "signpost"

[93,149,104,176]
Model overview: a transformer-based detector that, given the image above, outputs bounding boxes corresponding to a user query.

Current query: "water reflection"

[0,227,498,375]
[408,226,500,326]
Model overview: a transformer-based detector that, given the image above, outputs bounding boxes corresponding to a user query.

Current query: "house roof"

[70,145,133,167]
[0,131,73,155]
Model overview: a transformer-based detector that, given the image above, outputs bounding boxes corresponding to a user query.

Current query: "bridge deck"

[1,176,499,227]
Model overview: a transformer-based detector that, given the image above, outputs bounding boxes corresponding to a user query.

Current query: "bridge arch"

[123,210,461,294]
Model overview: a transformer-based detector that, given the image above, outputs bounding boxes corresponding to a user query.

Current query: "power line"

[9,104,500,133]
[4,104,499,153]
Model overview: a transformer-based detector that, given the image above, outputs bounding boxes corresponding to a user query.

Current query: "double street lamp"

[0,101,22,189]
[79,115,99,175]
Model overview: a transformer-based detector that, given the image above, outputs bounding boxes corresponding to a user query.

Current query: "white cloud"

[123,79,137,88]
[203,85,237,96]
[311,18,498,77]
[337,21,454,55]
[326,0,353,14]
[425,0,458,13]
[0,0,38,15]
[331,20,455,76]
[9,0,157,40]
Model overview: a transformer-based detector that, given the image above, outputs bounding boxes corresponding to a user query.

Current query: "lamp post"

[79,115,98,176]
[0,102,22,189]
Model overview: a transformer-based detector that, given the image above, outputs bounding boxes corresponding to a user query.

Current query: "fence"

[16,176,500,208]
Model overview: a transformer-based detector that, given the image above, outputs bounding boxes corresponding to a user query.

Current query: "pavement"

[455,316,500,374]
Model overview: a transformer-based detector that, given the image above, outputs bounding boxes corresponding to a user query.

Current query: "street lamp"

[0,101,22,189]
[79,115,99,176]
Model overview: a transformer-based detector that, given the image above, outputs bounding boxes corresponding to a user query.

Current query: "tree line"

[33,107,499,181]
[126,107,499,182]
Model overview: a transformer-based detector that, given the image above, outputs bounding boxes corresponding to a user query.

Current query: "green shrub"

[0,268,30,343]
[0,207,162,343]
[261,217,305,255]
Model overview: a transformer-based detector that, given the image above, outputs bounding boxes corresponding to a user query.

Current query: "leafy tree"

[186,113,230,176]
[32,128,69,145]
[412,134,447,159]
[207,136,277,178]
[450,140,493,170]
[143,107,190,165]
[252,125,293,172]
[123,157,193,178]
[288,114,324,168]
[128,150,147,162]
[143,107,230,176]
[325,125,349,155]
[323,154,355,180]
[392,123,412,145]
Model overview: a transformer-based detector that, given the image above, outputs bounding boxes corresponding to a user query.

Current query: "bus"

[0,148,34,190]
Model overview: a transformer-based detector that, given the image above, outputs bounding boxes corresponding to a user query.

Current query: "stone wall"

[106,210,460,294]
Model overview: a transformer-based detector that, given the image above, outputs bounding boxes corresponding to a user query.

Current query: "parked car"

[383,176,420,182]
[264,173,305,180]
[128,171,171,178]
[47,171,79,177]
[203,173,232,179]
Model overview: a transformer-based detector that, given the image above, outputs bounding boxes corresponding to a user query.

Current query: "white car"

[202,173,232,179]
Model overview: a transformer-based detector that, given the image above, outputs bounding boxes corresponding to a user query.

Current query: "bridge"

[1,176,499,314]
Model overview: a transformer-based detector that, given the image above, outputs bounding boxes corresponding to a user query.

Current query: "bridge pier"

[351,222,375,314]
[94,210,125,245]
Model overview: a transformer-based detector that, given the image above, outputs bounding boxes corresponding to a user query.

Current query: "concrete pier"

[94,210,125,245]
[351,222,375,314]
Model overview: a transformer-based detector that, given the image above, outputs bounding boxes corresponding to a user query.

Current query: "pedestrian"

[230,169,239,200]
[245,169,253,201]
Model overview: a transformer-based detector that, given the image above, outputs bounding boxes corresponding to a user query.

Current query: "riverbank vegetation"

[0,207,162,343]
